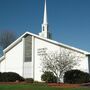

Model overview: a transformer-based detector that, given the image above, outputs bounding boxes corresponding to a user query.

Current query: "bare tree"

[0,31,16,49]
[40,49,81,82]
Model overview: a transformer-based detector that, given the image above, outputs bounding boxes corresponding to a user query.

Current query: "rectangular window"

[24,35,32,62]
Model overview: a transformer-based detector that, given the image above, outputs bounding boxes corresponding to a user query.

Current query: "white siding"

[34,37,89,81]
[0,59,5,72]
[34,38,63,81]
[23,62,33,78]
[75,56,89,73]
[0,40,24,76]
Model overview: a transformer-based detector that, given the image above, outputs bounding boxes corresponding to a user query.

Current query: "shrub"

[0,72,25,82]
[25,78,34,83]
[64,69,90,84]
[41,71,57,83]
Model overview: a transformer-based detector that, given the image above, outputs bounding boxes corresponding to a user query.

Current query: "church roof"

[0,31,90,61]
[3,31,90,55]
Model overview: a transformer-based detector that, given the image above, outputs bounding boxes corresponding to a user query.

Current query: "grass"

[0,83,89,90]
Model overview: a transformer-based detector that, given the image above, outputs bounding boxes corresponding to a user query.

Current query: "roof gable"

[3,31,90,55]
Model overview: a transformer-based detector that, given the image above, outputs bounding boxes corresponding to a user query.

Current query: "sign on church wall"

[37,48,47,56]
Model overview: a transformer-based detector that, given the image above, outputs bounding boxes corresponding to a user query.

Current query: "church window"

[24,35,32,62]
[43,26,44,31]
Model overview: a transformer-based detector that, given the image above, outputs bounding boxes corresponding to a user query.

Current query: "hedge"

[41,71,57,83]
[0,72,25,82]
[64,69,90,84]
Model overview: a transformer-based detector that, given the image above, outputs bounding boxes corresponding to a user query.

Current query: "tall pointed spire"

[39,0,52,39]
[43,0,48,24]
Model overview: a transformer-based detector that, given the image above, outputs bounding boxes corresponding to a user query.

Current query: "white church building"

[0,0,90,81]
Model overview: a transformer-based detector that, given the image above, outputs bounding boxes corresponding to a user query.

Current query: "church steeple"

[43,0,48,25]
[39,0,52,39]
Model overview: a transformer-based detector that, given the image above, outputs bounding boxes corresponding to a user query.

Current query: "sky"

[0,0,90,52]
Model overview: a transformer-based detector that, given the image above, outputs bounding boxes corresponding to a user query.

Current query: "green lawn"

[0,83,89,90]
